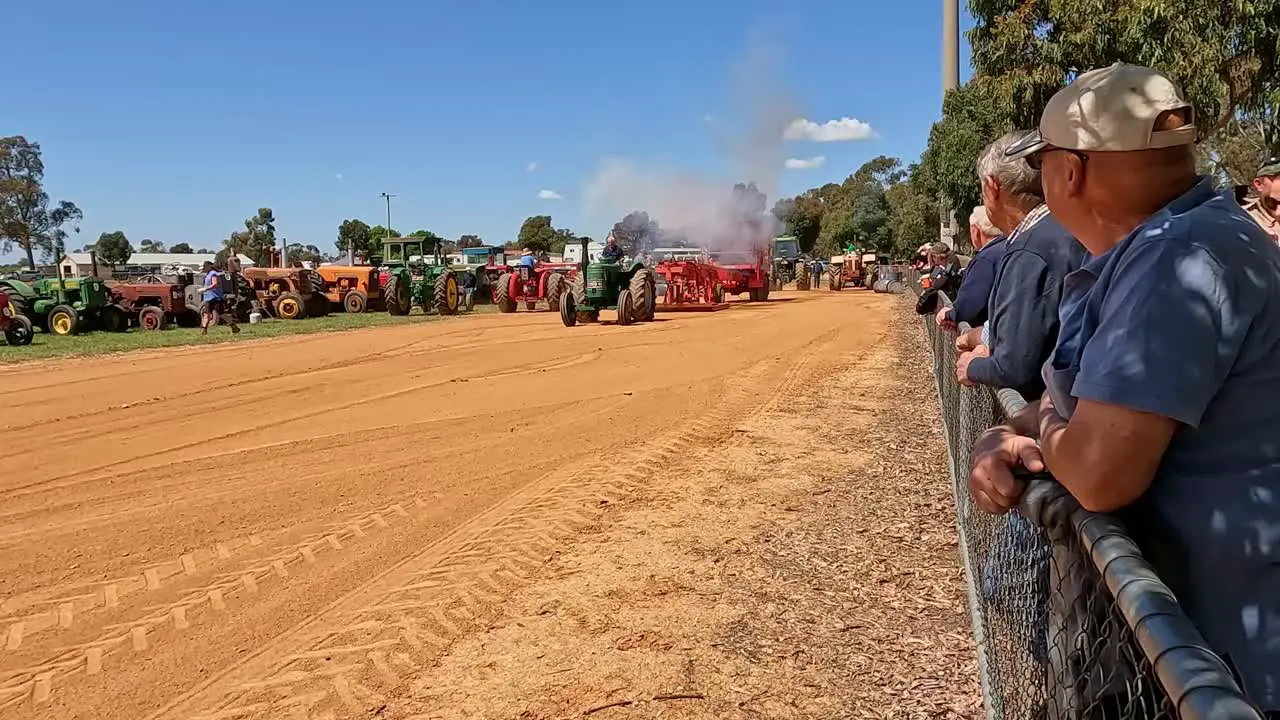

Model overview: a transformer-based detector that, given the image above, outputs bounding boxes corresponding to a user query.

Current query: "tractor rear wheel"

[102,305,128,332]
[4,315,33,346]
[384,276,409,316]
[569,274,596,322]
[560,293,577,327]
[545,272,566,311]
[826,267,839,291]
[49,305,79,336]
[1,287,28,321]
[275,292,307,320]
[138,306,165,330]
[343,289,368,313]
[494,272,516,313]
[306,294,330,317]
[616,289,634,326]
[629,267,655,322]
[713,284,724,304]
[434,271,460,315]
[796,264,810,291]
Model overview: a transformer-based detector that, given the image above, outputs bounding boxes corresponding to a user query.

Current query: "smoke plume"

[580,31,795,252]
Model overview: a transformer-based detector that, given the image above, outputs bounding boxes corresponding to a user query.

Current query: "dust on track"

[0,291,917,719]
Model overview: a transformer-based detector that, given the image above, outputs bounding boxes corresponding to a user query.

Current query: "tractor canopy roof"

[772,237,800,258]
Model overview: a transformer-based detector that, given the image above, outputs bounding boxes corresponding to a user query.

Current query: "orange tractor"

[314,265,383,313]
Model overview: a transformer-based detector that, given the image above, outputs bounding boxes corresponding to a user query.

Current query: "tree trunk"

[22,238,36,272]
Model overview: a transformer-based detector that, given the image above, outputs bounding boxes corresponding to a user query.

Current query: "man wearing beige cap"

[969,62,1280,712]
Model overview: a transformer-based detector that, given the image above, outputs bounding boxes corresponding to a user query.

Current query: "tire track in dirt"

[0,498,429,711]
[145,333,832,720]
[0,392,635,651]
[2,348,615,498]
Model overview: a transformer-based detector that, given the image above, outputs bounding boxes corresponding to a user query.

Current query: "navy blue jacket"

[966,211,1088,401]
[945,237,1007,327]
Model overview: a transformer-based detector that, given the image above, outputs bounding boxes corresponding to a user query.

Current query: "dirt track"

[0,290,906,719]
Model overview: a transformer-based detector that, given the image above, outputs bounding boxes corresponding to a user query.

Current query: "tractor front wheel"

[48,305,79,336]
[138,306,166,331]
[4,315,33,346]
[344,289,368,314]
[434,271,460,315]
[275,292,307,320]
[616,289,634,327]
[494,272,516,313]
[560,293,577,327]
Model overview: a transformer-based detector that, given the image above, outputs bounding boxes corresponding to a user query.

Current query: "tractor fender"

[0,279,37,298]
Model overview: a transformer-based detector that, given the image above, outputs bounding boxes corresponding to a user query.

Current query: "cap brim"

[1004,130,1049,160]
[1257,163,1280,178]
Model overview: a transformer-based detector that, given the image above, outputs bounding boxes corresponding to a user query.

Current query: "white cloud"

[537,189,562,200]
[334,173,344,180]
[526,161,538,172]
[784,156,826,170]
[702,113,715,123]
[783,116,875,142]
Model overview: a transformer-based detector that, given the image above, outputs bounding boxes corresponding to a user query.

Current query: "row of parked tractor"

[0,235,904,347]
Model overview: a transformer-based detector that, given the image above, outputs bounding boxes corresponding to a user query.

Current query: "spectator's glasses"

[1025,147,1089,171]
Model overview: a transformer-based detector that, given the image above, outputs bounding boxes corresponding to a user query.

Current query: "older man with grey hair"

[936,205,1008,330]
[955,130,1087,402]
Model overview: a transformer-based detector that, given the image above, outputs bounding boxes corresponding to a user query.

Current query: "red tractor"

[492,262,577,313]
[0,290,33,346]
[709,247,772,302]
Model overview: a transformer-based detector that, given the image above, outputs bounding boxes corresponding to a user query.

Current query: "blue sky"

[5,0,975,260]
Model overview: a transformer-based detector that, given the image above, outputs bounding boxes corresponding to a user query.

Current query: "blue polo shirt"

[1043,177,1280,709]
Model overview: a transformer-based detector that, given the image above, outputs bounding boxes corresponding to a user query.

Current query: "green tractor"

[771,236,809,290]
[560,238,656,327]
[377,237,463,316]
[0,274,124,336]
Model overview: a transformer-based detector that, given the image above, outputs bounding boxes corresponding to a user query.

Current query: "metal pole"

[943,0,960,98]
[381,193,396,242]
[941,0,961,243]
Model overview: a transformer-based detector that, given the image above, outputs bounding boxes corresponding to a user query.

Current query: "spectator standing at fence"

[972,63,1280,712]
[1242,157,1280,243]
[937,206,1006,330]
[956,132,1087,402]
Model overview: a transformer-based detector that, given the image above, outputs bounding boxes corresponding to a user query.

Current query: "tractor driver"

[518,248,537,270]
[601,233,624,262]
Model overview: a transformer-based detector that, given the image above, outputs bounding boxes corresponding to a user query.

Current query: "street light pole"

[940,0,961,246]
[380,192,396,243]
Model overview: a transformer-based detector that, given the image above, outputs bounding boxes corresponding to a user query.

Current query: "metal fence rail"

[917,291,1262,720]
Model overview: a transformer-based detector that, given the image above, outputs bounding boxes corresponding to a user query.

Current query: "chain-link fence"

[917,290,1264,720]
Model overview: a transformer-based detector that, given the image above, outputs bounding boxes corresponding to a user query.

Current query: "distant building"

[58,252,257,279]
